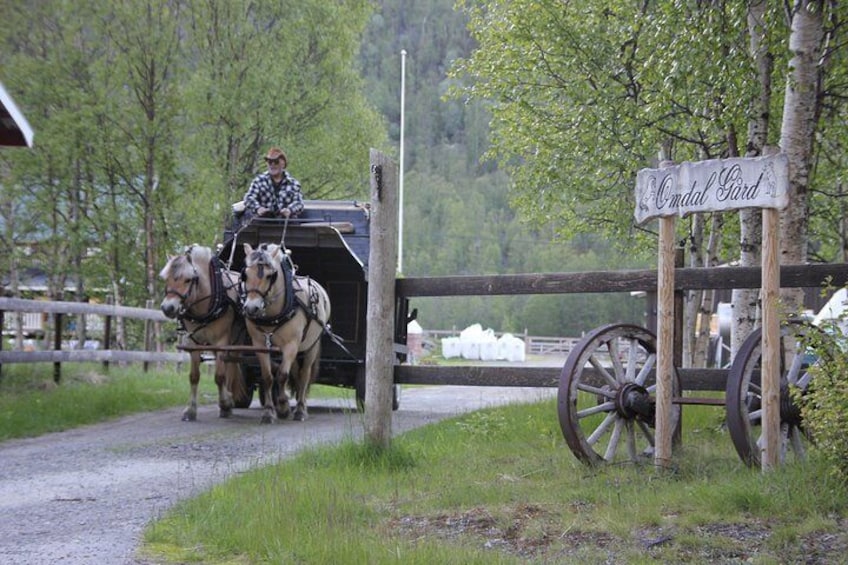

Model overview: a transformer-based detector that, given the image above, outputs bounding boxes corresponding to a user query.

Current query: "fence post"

[365,149,399,449]
[143,300,153,373]
[102,296,113,372]
[53,313,63,383]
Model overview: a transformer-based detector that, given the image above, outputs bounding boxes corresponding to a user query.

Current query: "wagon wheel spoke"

[636,419,656,448]
[788,424,806,461]
[558,324,681,466]
[577,402,616,419]
[635,353,656,386]
[796,369,813,390]
[783,347,805,387]
[604,420,624,461]
[624,337,641,382]
[608,339,625,382]
[589,354,619,388]
[576,382,616,399]
[626,422,638,461]
[586,412,617,446]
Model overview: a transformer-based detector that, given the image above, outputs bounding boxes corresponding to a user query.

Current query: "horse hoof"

[260,412,275,424]
[293,410,307,421]
[181,411,196,422]
[219,408,232,419]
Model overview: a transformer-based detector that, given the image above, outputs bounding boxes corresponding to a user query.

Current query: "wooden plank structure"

[634,153,790,470]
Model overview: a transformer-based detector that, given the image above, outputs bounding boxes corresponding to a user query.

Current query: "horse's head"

[241,243,284,318]
[159,245,212,319]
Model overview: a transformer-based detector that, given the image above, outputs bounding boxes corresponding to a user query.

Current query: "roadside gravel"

[0,385,555,565]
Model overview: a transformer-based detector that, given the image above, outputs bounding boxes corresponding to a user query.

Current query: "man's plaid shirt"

[244,171,304,216]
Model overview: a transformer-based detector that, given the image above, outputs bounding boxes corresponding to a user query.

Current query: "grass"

[0,362,348,442]
[0,363,214,441]
[3,361,846,562]
[141,400,848,564]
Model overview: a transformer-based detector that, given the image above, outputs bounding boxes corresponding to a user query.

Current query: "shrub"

[796,317,848,483]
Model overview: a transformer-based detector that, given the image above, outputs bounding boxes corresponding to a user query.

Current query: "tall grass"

[142,399,848,564]
[0,363,214,441]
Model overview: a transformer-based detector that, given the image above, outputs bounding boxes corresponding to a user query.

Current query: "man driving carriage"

[243,146,304,219]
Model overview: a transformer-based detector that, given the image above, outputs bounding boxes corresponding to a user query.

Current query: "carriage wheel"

[233,365,258,409]
[354,367,400,411]
[557,323,682,466]
[725,321,833,467]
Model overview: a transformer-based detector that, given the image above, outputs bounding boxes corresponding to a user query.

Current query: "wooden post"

[761,207,781,470]
[143,299,153,373]
[53,313,63,383]
[655,215,676,468]
[102,296,113,372]
[365,149,399,449]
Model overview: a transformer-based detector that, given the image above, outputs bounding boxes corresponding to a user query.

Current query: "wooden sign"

[634,154,789,224]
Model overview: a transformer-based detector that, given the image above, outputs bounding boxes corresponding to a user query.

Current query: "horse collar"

[181,255,231,325]
[248,257,298,329]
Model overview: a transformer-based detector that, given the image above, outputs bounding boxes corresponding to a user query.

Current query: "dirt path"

[0,386,555,565]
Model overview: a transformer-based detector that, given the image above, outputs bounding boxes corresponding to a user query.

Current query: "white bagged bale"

[460,323,484,360]
[479,328,499,361]
[441,336,461,359]
[496,333,514,360]
[498,333,526,362]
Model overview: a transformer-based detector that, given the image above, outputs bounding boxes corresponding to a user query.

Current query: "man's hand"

[280,208,291,218]
[257,206,270,216]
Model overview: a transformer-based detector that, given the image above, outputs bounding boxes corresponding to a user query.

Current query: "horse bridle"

[165,253,229,323]
[241,261,281,307]
[164,264,201,317]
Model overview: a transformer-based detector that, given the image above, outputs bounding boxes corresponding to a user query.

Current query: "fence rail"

[0,297,188,382]
[396,262,848,391]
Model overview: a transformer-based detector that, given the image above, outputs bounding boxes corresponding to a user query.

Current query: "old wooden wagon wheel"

[726,321,835,467]
[558,323,681,466]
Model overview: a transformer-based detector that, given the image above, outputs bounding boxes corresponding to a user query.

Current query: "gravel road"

[0,385,556,565]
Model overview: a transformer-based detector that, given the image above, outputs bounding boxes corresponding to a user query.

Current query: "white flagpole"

[398,49,407,274]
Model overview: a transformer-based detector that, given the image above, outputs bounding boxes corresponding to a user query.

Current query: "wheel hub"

[615,382,655,424]
[780,383,803,427]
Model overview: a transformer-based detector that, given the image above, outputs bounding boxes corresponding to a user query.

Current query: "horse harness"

[241,256,327,352]
[168,253,238,343]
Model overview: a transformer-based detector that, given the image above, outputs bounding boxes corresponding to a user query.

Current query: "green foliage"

[449,0,848,265]
[0,0,386,306]
[796,317,848,483]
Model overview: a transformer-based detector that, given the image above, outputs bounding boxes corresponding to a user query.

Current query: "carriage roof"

[220,199,371,276]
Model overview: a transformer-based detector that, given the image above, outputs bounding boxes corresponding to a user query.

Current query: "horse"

[240,242,331,423]
[159,244,248,421]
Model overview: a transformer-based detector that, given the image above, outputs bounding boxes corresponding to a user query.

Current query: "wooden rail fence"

[0,297,188,382]
[394,263,848,391]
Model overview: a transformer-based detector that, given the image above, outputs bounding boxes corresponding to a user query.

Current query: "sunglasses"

[265,157,283,165]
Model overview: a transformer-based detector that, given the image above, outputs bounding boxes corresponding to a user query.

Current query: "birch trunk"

[778,0,824,315]
[732,0,772,359]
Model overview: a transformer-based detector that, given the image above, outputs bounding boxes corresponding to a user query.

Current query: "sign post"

[634,154,789,471]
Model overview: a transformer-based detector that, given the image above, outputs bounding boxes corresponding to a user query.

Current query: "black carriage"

[218,200,408,409]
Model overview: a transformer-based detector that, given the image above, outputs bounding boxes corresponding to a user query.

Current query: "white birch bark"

[778,0,824,315]
[732,0,771,359]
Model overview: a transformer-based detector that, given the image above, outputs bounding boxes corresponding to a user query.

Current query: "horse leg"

[182,352,202,422]
[293,352,317,421]
[215,353,234,418]
[256,352,277,424]
[275,342,299,420]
